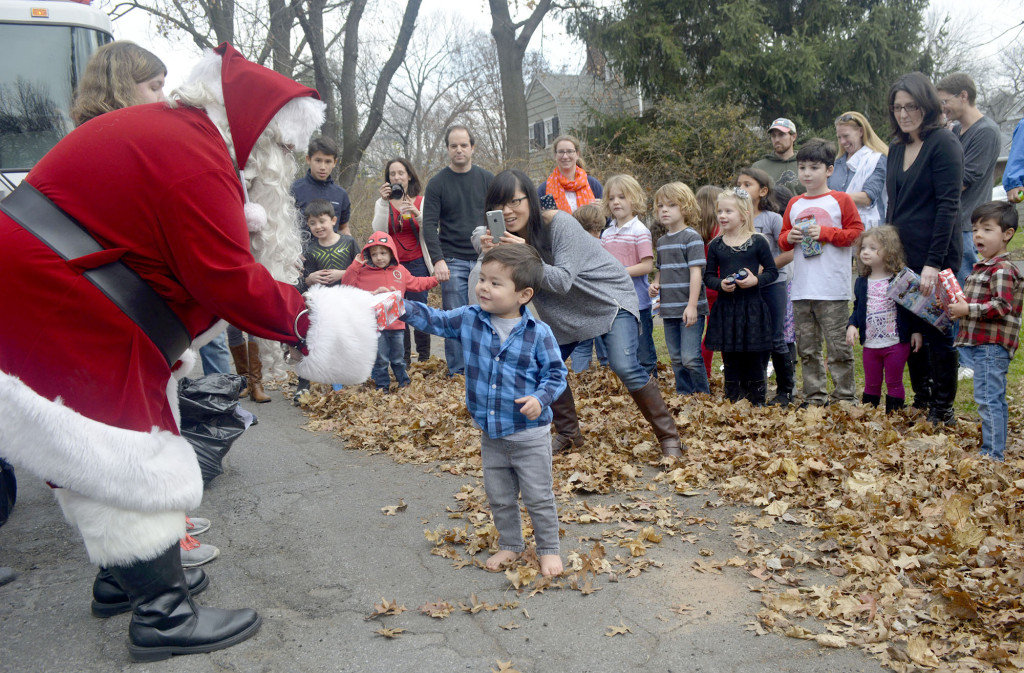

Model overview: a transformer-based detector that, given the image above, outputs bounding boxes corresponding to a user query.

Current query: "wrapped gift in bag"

[885,267,951,332]
[937,268,966,307]
[370,290,404,330]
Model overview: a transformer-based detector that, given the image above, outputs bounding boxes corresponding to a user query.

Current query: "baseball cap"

[768,118,796,134]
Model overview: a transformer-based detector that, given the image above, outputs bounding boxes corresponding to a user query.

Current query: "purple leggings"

[862,342,910,398]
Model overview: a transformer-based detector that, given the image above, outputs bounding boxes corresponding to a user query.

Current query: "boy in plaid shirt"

[948,202,1023,460]
[402,244,567,576]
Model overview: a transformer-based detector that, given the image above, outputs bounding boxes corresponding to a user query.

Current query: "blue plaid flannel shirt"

[402,301,567,439]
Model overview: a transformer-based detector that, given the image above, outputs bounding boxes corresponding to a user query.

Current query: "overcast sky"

[100,0,1021,91]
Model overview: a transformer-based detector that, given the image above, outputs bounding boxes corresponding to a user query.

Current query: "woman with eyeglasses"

[373,158,434,363]
[829,112,888,230]
[482,170,683,458]
[884,72,964,426]
[537,135,603,213]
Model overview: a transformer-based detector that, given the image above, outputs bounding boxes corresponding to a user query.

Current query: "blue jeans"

[199,332,231,375]
[664,316,710,394]
[637,307,658,376]
[966,344,1010,460]
[440,257,474,376]
[569,337,608,372]
[481,430,559,555]
[372,330,409,389]
[402,256,432,362]
[558,309,650,391]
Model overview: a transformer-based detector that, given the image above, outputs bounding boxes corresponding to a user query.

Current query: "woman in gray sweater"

[481,170,682,458]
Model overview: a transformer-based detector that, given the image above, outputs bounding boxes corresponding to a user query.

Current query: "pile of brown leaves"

[300,360,1024,672]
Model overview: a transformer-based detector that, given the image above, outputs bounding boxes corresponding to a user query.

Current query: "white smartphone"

[486,210,505,239]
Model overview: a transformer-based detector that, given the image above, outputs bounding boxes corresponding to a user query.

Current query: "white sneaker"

[958,367,975,381]
[766,361,775,378]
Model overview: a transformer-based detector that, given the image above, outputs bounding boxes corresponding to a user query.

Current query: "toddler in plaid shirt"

[948,202,1023,460]
[402,244,568,576]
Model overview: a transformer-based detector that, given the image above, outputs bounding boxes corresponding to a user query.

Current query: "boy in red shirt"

[343,231,438,389]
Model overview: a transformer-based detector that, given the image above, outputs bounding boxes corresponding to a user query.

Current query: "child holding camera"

[703,188,779,404]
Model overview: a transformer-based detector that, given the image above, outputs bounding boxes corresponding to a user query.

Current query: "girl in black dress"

[704,188,779,404]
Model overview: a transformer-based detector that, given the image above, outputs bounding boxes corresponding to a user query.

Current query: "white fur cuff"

[0,370,203,513]
[295,285,379,385]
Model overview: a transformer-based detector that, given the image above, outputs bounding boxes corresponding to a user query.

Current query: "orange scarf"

[545,167,596,213]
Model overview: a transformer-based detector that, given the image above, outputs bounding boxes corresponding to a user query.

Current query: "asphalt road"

[0,385,889,673]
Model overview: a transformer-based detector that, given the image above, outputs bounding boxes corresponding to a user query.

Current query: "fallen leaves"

[298,361,1024,672]
[365,598,406,620]
[374,627,405,638]
[605,622,632,637]
[418,600,455,619]
[381,499,407,515]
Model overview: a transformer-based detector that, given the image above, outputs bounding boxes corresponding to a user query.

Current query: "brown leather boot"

[246,341,271,403]
[629,377,684,457]
[229,344,249,397]
[550,386,584,453]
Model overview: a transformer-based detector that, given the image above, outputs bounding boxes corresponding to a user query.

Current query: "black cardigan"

[848,275,913,345]
[885,129,963,272]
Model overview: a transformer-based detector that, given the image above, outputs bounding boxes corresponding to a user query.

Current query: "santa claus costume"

[0,44,378,661]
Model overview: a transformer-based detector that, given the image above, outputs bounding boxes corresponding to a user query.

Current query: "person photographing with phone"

[373,158,434,364]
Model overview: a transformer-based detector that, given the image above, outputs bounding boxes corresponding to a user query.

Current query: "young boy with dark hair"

[291,136,351,236]
[402,244,568,577]
[293,199,358,403]
[342,231,438,390]
[779,138,864,406]
[947,201,1023,460]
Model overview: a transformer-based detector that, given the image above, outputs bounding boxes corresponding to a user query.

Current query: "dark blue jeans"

[637,307,658,377]
[440,257,474,376]
[663,316,709,394]
[372,330,409,389]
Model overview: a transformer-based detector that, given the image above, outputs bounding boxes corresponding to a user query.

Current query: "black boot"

[93,566,209,618]
[745,376,767,407]
[768,350,795,405]
[861,392,881,407]
[926,347,958,426]
[403,325,413,366]
[907,344,932,411]
[107,544,261,662]
[885,395,905,414]
[550,385,584,453]
[724,379,742,403]
[414,328,431,361]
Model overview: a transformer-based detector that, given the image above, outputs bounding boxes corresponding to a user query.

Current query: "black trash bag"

[177,374,254,485]
[0,458,16,528]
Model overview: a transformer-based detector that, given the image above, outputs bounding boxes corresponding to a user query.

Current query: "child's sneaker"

[185,516,211,536]
[958,366,974,381]
[180,534,220,568]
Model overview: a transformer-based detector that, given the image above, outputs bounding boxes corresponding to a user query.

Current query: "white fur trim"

[0,370,203,513]
[271,97,326,153]
[192,319,228,350]
[173,348,198,382]
[295,285,379,385]
[245,202,268,232]
[56,489,185,566]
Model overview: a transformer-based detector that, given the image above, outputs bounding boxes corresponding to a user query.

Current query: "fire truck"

[0,0,112,195]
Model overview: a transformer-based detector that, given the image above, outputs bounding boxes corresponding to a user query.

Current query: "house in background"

[525,50,642,158]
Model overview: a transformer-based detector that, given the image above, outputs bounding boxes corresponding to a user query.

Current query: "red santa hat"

[188,44,325,231]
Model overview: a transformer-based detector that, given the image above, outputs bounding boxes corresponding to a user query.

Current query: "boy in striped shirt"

[948,201,1023,460]
[402,244,567,576]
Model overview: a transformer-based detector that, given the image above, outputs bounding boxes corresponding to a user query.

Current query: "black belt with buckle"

[1,183,191,367]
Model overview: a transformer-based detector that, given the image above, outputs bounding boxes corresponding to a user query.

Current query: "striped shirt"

[601,216,655,310]
[654,227,707,318]
[402,301,567,439]
[954,253,1024,357]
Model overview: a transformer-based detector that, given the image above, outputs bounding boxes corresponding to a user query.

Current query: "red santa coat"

[341,230,439,331]
[0,104,307,435]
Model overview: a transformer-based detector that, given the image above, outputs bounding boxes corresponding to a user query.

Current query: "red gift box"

[937,268,966,307]
[370,291,404,329]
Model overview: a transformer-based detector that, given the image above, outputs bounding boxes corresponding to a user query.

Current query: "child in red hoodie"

[343,231,439,389]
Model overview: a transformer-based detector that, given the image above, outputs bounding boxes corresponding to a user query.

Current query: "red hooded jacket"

[342,231,438,330]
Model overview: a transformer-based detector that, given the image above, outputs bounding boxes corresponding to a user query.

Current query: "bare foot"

[486,550,520,572]
[539,554,563,577]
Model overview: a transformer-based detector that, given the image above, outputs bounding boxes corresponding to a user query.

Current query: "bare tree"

[488,0,553,166]
[921,8,988,83]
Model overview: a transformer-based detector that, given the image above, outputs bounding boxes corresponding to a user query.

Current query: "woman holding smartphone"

[483,169,683,458]
[373,157,433,363]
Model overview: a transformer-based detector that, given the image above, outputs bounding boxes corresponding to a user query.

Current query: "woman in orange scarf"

[538,135,603,213]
